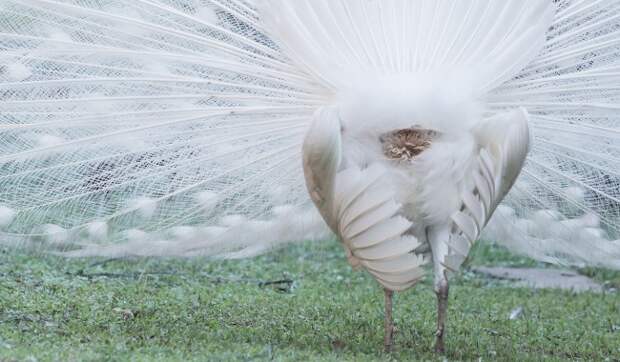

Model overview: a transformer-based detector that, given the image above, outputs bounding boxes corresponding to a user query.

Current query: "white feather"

[127,197,158,220]
[1,62,32,81]
[86,221,108,241]
[0,205,16,228]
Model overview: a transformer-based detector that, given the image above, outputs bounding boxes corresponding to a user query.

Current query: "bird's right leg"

[384,288,394,353]
[427,226,451,354]
[434,276,449,354]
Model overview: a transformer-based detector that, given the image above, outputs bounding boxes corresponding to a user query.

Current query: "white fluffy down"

[337,72,481,168]
[86,221,109,241]
[0,205,16,228]
[1,62,32,81]
[194,191,219,211]
[127,197,158,219]
[338,71,482,134]
[484,205,620,269]
[40,224,69,245]
[61,205,330,258]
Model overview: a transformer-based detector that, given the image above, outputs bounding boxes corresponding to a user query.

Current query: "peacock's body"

[1,0,620,353]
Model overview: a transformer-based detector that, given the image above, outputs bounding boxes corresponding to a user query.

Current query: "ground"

[1,241,619,361]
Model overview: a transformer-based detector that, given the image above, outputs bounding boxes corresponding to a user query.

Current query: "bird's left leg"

[384,288,395,353]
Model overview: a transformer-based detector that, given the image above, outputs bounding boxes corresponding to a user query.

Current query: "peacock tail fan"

[0,0,619,270]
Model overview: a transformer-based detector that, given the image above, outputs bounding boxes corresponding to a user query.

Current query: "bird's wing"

[441,109,531,272]
[302,110,426,291]
[333,165,427,291]
[302,107,343,232]
[473,108,531,213]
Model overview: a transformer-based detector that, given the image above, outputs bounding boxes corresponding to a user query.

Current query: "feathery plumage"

[1,0,620,352]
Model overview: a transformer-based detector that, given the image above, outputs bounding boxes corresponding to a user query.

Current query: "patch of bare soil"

[473,267,603,292]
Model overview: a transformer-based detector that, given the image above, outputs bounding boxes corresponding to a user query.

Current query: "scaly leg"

[427,226,452,354]
[434,278,449,354]
[384,288,394,353]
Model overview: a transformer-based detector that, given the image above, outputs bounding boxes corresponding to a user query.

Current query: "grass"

[1,241,619,361]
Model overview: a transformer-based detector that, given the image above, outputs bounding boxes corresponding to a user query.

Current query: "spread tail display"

[0,0,619,272]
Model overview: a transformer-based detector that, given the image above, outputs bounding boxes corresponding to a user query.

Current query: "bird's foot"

[384,323,395,353]
[383,288,394,353]
[434,327,445,354]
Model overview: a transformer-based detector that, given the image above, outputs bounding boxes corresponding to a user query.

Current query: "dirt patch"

[473,267,603,292]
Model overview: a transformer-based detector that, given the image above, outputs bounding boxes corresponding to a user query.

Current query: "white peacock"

[1,0,619,353]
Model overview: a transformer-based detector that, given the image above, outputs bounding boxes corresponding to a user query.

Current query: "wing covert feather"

[441,109,531,272]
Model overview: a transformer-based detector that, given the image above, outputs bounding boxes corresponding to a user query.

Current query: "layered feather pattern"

[332,166,426,291]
